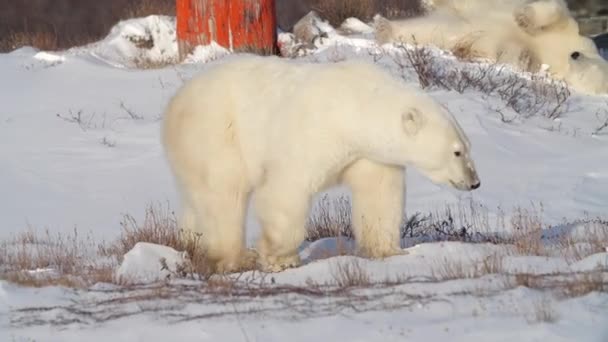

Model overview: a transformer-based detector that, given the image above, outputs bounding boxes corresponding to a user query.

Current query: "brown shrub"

[310,0,424,27]
[0,0,174,52]
[310,0,375,27]
[0,227,114,288]
[392,43,571,119]
[330,258,371,288]
[100,202,212,278]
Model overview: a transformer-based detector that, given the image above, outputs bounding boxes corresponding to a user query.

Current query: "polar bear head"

[563,50,608,95]
[402,107,480,191]
[511,0,608,94]
[529,31,608,94]
[376,94,481,191]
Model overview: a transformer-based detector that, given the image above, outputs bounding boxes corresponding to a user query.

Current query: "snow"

[114,242,190,284]
[340,17,375,34]
[182,41,231,64]
[86,15,178,68]
[1,14,608,342]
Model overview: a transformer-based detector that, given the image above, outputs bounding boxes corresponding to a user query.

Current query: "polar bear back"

[162,56,455,186]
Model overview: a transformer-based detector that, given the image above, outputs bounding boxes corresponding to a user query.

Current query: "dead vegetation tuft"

[391,43,571,120]
[0,0,175,52]
[330,258,371,288]
[526,296,560,324]
[99,202,212,278]
[1,197,607,302]
[306,194,353,241]
[0,227,114,288]
[311,0,425,27]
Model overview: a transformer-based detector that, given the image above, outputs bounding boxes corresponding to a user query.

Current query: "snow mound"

[502,256,569,274]
[90,15,177,68]
[571,252,608,272]
[33,51,65,64]
[115,242,190,284]
[182,42,231,64]
[299,237,357,262]
[339,17,374,34]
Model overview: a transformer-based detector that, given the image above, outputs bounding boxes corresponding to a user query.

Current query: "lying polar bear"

[374,0,608,95]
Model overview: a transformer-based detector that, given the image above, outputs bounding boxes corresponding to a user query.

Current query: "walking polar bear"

[162,55,481,273]
[375,0,608,95]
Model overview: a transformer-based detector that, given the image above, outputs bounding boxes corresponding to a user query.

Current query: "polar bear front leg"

[341,159,407,259]
[254,175,310,273]
[514,0,570,35]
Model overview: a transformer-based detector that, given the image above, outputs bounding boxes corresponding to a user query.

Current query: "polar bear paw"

[257,253,301,273]
[514,0,569,35]
[209,248,259,274]
[514,4,539,34]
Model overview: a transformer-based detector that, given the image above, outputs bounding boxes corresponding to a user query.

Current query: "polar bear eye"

[454,151,461,157]
[571,51,580,60]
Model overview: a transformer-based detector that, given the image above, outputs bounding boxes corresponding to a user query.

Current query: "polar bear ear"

[401,108,424,136]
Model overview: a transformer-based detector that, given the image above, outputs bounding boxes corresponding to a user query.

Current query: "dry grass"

[559,220,608,262]
[306,194,353,241]
[0,227,114,287]
[1,198,606,301]
[392,43,572,120]
[0,202,210,287]
[510,205,546,256]
[1,267,115,288]
[512,270,608,299]
[526,296,559,324]
[330,258,371,288]
[430,253,505,281]
[0,0,174,52]
[0,228,95,275]
[377,0,427,19]
[1,31,60,52]
[311,0,424,27]
[311,0,375,27]
[124,0,175,18]
[99,202,212,278]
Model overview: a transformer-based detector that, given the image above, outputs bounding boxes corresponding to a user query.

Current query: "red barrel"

[177,0,278,58]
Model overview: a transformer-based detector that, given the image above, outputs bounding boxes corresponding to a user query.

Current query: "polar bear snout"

[466,165,481,190]
[457,173,481,191]
[470,180,481,190]
[450,159,481,191]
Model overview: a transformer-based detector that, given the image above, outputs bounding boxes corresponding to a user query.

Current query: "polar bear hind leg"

[176,152,254,274]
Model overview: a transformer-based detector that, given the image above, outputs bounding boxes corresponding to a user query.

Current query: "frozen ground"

[1,15,608,342]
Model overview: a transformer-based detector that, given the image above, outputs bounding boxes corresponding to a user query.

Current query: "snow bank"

[339,17,375,34]
[90,15,178,68]
[33,51,66,64]
[571,252,608,272]
[182,42,231,64]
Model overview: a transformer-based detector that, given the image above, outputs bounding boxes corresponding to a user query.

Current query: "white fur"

[161,55,480,273]
[375,0,608,94]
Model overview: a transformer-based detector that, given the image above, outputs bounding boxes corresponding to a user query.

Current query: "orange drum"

[177,0,278,57]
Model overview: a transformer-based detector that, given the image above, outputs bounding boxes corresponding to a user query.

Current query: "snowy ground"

[2,15,608,342]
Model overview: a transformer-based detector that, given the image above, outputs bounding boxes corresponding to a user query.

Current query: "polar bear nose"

[470,181,481,190]
[571,51,581,60]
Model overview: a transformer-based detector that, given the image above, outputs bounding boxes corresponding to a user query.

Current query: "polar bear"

[161,55,481,273]
[374,0,608,94]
